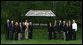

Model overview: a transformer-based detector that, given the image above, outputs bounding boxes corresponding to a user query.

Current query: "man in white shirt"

[72,20,77,40]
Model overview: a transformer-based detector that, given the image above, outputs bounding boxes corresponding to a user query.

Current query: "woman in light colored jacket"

[25,20,29,39]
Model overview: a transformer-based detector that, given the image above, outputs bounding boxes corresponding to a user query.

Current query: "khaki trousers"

[63,32,66,40]
[25,29,28,39]
[18,33,22,40]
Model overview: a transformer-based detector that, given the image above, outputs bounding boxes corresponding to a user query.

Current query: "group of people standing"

[48,20,77,41]
[5,19,33,40]
[5,19,77,41]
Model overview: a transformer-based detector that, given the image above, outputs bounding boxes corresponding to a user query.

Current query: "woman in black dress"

[15,22,19,40]
[65,23,69,41]
[53,20,57,40]
[22,22,26,39]
[48,22,53,40]
[28,22,33,39]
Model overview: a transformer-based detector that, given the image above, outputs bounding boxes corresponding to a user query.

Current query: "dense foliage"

[1,1,82,34]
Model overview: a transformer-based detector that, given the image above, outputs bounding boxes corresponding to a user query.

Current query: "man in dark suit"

[68,20,72,40]
[48,22,53,40]
[62,21,66,40]
[15,22,19,40]
[53,20,57,40]
[10,21,15,40]
[58,20,63,40]
[5,19,10,40]
[18,22,23,40]
[28,22,33,39]
[22,22,26,39]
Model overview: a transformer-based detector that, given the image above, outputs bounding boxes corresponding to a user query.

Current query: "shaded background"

[1,1,82,34]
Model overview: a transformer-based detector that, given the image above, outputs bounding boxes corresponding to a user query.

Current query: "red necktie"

[26,23,27,29]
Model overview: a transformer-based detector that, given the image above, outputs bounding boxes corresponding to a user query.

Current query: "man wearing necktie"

[68,20,72,40]
[53,20,57,40]
[10,21,15,40]
[62,21,66,40]
[58,20,63,40]
[5,19,10,40]
[18,22,23,40]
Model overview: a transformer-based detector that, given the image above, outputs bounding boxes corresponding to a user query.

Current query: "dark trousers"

[69,31,72,40]
[15,32,18,40]
[29,32,32,39]
[49,32,52,40]
[53,32,57,39]
[72,29,76,40]
[59,31,62,40]
[5,31,9,40]
[10,32,13,40]
[65,32,69,41]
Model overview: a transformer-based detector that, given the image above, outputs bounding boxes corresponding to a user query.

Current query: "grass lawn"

[1,27,82,44]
